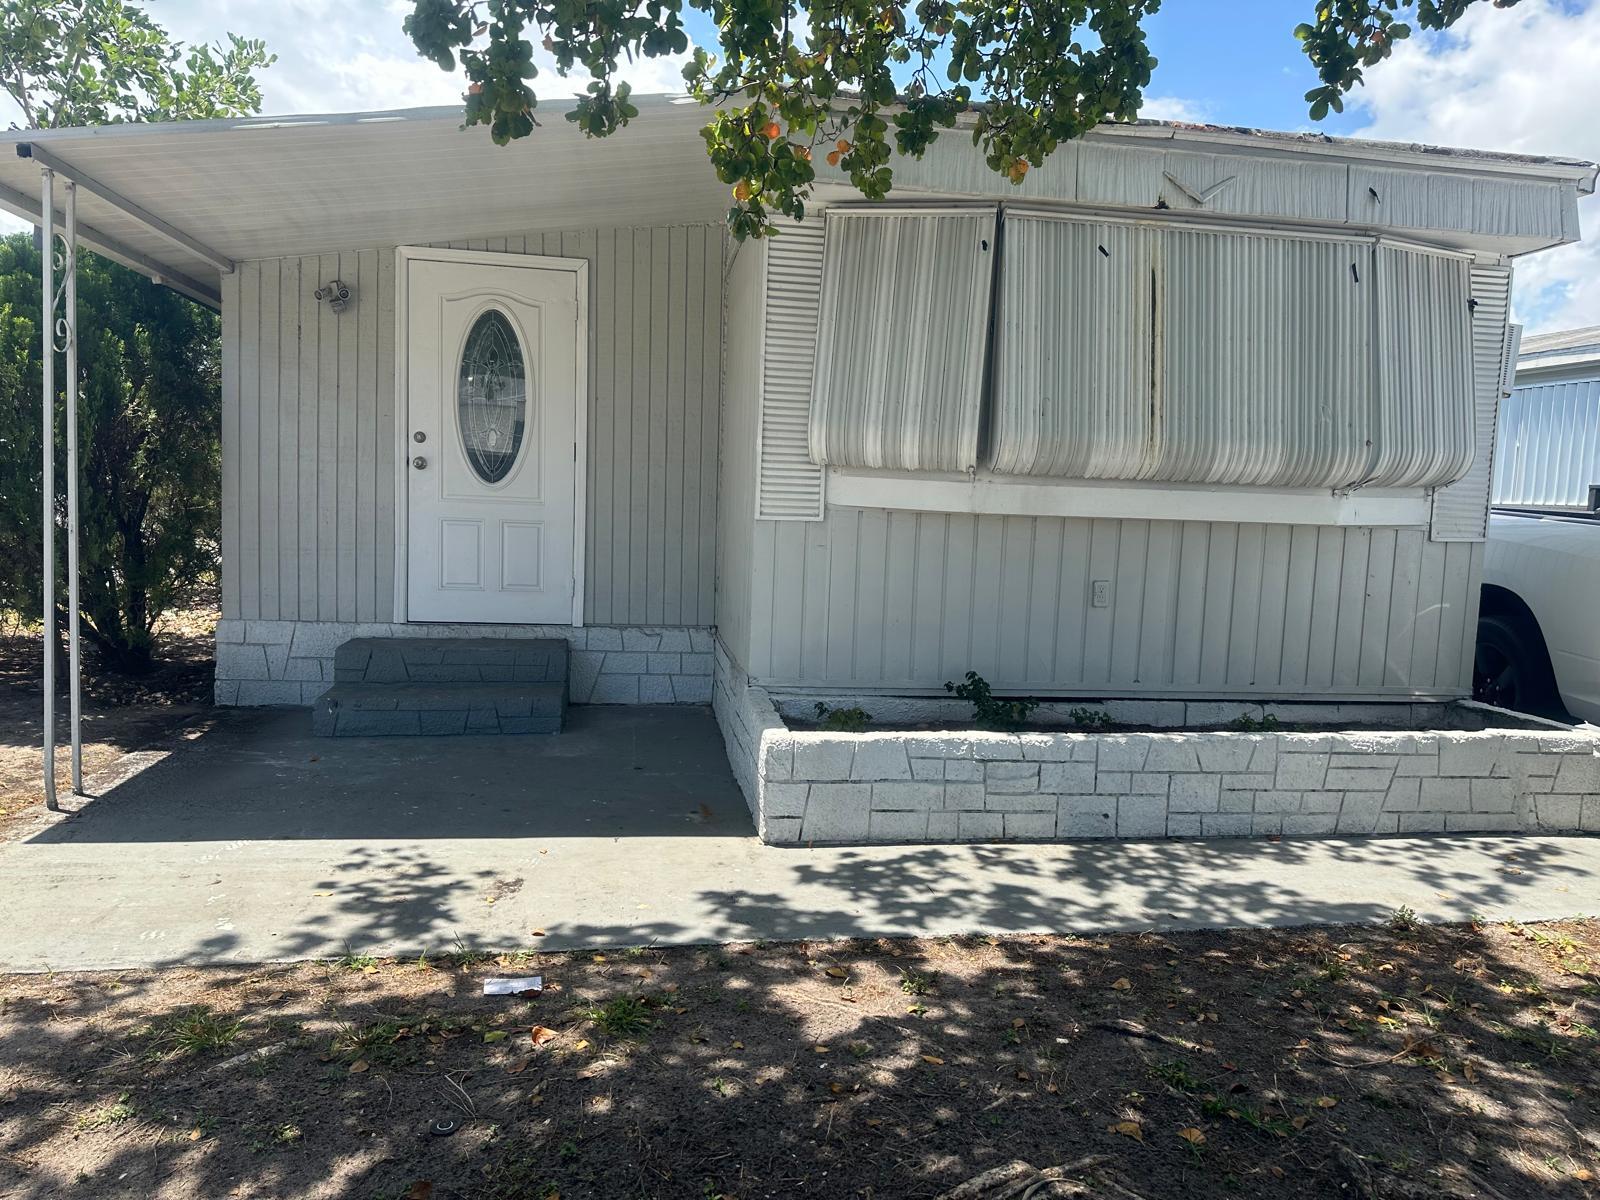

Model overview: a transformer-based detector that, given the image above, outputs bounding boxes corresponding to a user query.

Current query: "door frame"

[392,245,589,627]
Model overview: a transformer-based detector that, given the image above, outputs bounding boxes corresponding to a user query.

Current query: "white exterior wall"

[1495,369,1600,508]
[714,238,764,673]
[220,223,726,633]
[744,512,1481,699]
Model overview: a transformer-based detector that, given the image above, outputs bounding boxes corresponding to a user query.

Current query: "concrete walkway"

[3,706,1598,972]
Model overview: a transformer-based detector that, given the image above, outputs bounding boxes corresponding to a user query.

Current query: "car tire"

[1473,612,1560,717]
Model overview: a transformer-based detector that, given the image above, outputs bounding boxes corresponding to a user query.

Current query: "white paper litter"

[482,976,543,996]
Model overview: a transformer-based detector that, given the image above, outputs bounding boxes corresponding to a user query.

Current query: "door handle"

[412,456,428,470]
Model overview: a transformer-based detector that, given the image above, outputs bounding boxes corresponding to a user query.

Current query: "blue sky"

[13,2,1600,329]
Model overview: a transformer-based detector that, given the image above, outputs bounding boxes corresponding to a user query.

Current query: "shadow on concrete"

[26,705,754,843]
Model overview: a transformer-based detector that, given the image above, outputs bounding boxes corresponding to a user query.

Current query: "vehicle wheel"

[1473,612,1559,716]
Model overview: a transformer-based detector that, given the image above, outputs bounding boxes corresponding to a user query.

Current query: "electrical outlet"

[1091,579,1111,608]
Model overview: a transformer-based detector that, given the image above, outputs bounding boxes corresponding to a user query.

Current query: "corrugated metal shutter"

[1154,226,1373,486]
[809,207,997,471]
[757,217,826,520]
[1493,368,1600,509]
[990,213,1157,477]
[1429,262,1511,539]
[1376,245,1476,492]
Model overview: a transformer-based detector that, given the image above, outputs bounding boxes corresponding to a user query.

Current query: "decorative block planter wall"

[712,641,1600,845]
[215,619,714,707]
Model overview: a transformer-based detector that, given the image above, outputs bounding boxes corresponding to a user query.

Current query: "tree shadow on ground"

[1,918,1596,1199]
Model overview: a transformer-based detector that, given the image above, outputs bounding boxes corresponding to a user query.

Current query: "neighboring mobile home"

[2,100,1594,832]
[1495,325,1600,511]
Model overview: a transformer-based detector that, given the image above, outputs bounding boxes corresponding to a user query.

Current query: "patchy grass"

[2,921,1597,1199]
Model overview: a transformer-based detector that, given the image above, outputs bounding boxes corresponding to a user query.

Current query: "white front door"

[404,254,580,624]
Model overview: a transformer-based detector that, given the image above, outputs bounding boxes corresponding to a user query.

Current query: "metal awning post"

[64,180,81,794]
[39,165,56,810]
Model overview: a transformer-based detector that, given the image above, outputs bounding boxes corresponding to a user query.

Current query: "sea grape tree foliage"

[406,0,1522,239]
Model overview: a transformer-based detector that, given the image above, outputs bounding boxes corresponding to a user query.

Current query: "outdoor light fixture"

[314,279,353,312]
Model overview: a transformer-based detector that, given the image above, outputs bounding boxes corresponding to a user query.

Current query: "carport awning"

[0,96,730,307]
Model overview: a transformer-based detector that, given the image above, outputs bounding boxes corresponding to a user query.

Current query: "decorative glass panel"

[458,308,527,484]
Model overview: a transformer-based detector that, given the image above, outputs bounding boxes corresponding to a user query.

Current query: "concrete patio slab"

[2,706,1598,972]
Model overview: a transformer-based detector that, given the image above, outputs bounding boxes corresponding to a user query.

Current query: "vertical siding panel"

[316,253,340,620]
[375,248,397,622]
[1172,522,1211,686]
[698,229,723,626]
[768,523,805,677]
[297,257,320,618]
[881,512,918,683]
[1254,526,1292,688]
[1026,518,1063,684]
[589,231,615,623]
[747,522,777,677]
[1083,519,1119,684]
[911,514,947,682]
[1434,541,1473,691]
[356,249,378,620]
[1305,526,1345,688]
[336,251,360,622]
[1226,524,1264,687]
[611,231,635,622]
[678,226,705,624]
[996,516,1034,684]
[1358,528,1397,688]
[800,525,830,679]
[854,510,889,681]
[1198,523,1236,684]
[1137,520,1179,685]
[941,515,976,678]
[661,227,688,625]
[1278,527,1320,689]
[1385,530,1425,687]
[237,262,261,620]
[276,259,299,619]
[257,260,281,620]
[1108,521,1147,686]
[629,231,652,623]
[644,230,669,623]
[1054,519,1092,683]
[256,260,281,620]
[968,515,1007,679]
[823,509,860,681]
[1332,527,1371,689]
[1409,538,1448,686]
[1454,544,1485,693]
[220,270,241,619]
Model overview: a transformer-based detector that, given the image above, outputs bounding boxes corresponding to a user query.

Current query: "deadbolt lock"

[413,431,426,443]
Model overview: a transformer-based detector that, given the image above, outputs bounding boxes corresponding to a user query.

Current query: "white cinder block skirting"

[711,644,1600,845]
[214,620,715,707]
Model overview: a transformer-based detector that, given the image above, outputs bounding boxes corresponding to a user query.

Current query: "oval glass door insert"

[458,308,527,485]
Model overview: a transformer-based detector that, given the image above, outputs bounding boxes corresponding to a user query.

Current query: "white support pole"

[40,165,56,811]
[64,181,81,794]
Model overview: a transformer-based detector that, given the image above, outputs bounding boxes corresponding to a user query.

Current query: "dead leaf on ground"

[530,1025,558,1046]
[349,1060,369,1074]
[921,1054,945,1066]
[405,1184,434,1200]
[1177,1127,1206,1146]
[824,966,848,979]
[1111,977,1132,991]
[1314,1096,1338,1108]
[1108,1119,1143,1142]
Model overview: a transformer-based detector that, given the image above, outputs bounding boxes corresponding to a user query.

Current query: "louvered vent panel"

[1430,263,1511,540]
[809,208,996,471]
[757,218,826,520]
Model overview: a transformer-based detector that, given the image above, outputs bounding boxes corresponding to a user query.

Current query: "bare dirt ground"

[0,918,1595,1199]
[0,604,217,839]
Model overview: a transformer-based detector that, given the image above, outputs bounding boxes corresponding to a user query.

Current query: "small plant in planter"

[813,702,871,733]
[1230,712,1282,732]
[1068,706,1115,730]
[946,671,1037,731]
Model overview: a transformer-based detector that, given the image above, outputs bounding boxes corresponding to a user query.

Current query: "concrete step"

[333,637,568,686]
[312,681,566,737]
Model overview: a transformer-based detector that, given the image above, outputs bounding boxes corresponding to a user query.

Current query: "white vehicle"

[1479,325,1600,722]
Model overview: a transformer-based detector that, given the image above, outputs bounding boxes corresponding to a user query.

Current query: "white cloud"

[1139,96,1207,123]
[1350,0,1600,334]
